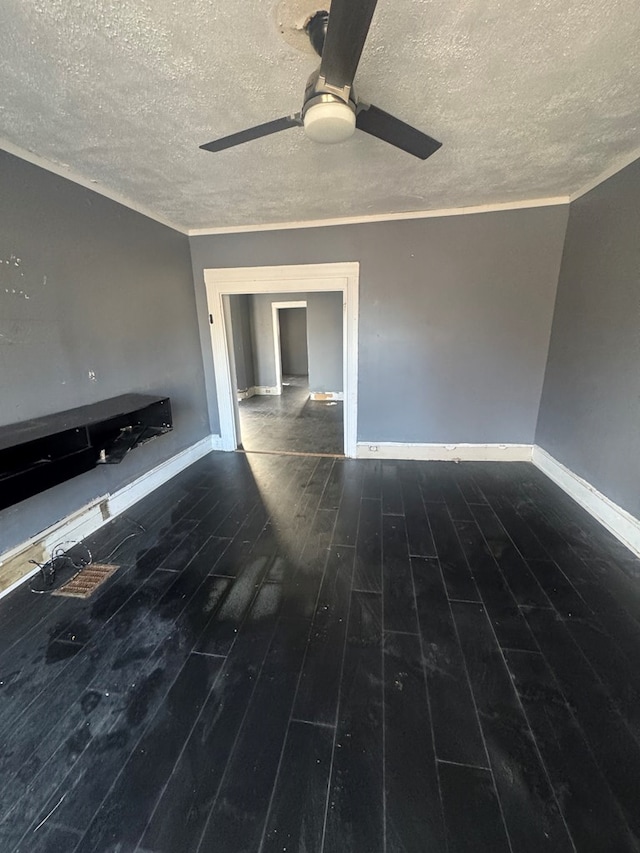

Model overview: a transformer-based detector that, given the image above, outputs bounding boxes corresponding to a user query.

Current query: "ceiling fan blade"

[200,114,302,152]
[319,0,378,91]
[356,103,442,160]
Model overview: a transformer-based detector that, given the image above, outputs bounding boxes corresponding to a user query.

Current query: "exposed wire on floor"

[28,517,146,595]
[29,542,91,594]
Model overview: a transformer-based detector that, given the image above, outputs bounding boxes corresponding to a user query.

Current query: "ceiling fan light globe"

[303,100,356,144]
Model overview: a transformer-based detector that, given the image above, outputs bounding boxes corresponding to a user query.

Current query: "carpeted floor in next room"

[1,452,640,852]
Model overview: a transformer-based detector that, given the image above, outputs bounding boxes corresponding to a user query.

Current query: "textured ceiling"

[1,0,639,230]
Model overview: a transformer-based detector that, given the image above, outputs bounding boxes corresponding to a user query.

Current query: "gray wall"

[279,308,308,376]
[190,205,568,442]
[247,291,343,392]
[228,294,255,391]
[0,150,209,553]
[536,158,640,518]
[307,291,343,393]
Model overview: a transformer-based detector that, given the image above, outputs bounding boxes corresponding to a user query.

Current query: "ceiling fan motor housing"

[303,92,356,143]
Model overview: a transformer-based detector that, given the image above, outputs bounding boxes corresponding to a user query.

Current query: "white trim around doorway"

[204,262,359,458]
[271,300,308,395]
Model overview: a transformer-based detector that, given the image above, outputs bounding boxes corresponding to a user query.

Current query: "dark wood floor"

[1,453,640,852]
[238,375,343,455]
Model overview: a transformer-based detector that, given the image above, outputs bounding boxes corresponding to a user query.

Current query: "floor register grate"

[52,563,119,598]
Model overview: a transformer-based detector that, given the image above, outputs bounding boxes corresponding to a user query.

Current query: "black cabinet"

[0,394,172,511]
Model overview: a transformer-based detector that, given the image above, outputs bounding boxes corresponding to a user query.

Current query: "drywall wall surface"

[306,291,343,393]
[190,203,568,442]
[536,157,640,518]
[0,150,209,554]
[248,291,343,391]
[279,307,308,376]
[228,294,255,391]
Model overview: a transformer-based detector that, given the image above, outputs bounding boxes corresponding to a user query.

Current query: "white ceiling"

[1,0,639,231]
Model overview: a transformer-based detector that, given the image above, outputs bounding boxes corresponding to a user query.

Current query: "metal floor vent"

[52,564,119,598]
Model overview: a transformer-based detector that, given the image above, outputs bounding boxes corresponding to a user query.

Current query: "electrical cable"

[27,516,146,595]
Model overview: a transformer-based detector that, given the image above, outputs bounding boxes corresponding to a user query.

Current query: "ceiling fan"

[200,0,442,160]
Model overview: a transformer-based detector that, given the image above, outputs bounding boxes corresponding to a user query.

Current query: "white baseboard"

[309,391,344,402]
[532,446,640,558]
[209,434,224,451]
[237,385,280,400]
[0,435,214,600]
[356,442,533,462]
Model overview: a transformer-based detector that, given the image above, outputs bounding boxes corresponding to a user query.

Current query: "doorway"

[227,295,344,454]
[204,263,359,457]
[273,301,309,395]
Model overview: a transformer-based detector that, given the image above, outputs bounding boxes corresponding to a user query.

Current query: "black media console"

[0,394,172,511]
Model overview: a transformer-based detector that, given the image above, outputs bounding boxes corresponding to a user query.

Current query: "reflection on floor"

[1,453,640,852]
[238,374,343,455]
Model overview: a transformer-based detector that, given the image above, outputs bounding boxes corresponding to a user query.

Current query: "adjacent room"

[1,1,639,851]
[226,291,344,455]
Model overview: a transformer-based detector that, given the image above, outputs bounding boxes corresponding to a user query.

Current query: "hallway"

[238,375,343,455]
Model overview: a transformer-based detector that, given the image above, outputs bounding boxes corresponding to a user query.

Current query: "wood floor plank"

[426,503,481,602]
[382,462,404,516]
[384,631,446,853]
[196,618,309,853]
[506,648,640,852]
[411,557,488,768]
[382,515,419,634]
[73,653,224,853]
[452,601,574,852]
[332,462,364,548]
[137,582,283,853]
[323,591,384,853]
[469,503,552,608]
[524,606,640,840]
[293,546,355,726]
[261,720,334,853]
[399,467,437,558]
[454,519,538,651]
[361,459,382,501]
[438,761,510,853]
[354,497,382,592]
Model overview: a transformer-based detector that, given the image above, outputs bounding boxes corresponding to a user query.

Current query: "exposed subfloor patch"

[52,563,119,598]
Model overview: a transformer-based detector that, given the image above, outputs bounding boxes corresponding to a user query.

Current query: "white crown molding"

[570,144,640,202]
[532,446,640,559]
[0,137,187,234]
[356,442,533,462]
[188,197,569,236]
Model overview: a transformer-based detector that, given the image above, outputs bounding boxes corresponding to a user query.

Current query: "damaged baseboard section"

[309,391,344,402]
[0,435,214,601]
[356,442,533,461]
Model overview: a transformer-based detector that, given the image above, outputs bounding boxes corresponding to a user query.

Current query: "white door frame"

[272,300,308,394]
[204,262,359,458]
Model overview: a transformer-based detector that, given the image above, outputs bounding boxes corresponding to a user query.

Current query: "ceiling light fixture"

[303,95,356,144]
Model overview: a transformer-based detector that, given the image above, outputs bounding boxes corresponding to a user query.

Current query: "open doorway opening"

[204,262,359,458]
[224,293,344,455]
